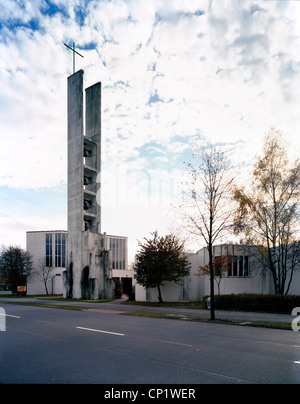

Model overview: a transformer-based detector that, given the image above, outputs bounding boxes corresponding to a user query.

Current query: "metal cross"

[64,42,84,74]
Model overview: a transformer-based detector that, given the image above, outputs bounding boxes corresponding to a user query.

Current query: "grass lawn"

[123,300,206,309]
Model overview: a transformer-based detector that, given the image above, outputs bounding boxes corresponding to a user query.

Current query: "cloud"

[0,184,67,247]
[1,1,299,186]
[1,0,300,254]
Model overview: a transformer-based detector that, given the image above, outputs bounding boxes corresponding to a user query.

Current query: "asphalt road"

[0,296,293,323]
[1,303,300,384]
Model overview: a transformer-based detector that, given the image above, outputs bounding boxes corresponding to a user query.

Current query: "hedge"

[204,294,300,314]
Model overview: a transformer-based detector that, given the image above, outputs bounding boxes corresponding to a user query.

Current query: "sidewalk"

[0,295,293,325]
[118,302,293,324]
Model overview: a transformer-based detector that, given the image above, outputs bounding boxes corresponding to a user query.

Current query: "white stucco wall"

[135,252,204,302]
[288,270,300,295]
[135,244,300,302]
[26,231,65,295]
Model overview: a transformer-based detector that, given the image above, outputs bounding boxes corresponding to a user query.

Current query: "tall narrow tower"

[65,70,112,299]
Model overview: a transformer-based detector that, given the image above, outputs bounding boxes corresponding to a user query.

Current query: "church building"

[26,69,133,298]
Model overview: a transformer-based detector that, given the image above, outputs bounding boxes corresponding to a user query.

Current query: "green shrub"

[207,294,300,314]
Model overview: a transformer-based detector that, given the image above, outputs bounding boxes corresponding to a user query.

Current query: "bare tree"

[233,128,300,294]
[196,254,232,295]
[179,145,235,319]
[35,257,55,295]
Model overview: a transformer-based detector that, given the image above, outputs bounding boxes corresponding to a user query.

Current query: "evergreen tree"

[0,246,33,294]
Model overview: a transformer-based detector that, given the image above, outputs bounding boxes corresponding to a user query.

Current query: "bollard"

[207,297,211,310]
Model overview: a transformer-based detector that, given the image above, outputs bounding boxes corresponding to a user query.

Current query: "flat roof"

[26,230,67,234]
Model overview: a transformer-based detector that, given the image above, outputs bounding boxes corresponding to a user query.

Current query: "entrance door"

[122,278,132,296]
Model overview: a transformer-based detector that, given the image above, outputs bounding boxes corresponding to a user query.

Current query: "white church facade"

[24,68,299,301]
[26,230,132,296]
[135,243,300,302]
[26,68,134,299]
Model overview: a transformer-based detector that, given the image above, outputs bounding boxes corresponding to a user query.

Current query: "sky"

[0,0,300,262]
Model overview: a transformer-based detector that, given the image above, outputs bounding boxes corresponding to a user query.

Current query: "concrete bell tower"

[64,70,112,299]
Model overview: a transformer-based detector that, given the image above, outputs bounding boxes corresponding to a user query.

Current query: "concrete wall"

[135,252,204,303]
[26,230,131,298]
[67,70,84,299]
[135,284,146,301]
[85,82,101,233]
[80,232,114,299]
[25,73,130,300]
[26,231,65,295]
[26,231,45,294]
[135,244,300,302]
[289,271,300,295]
[66,71,110,299]
[27,275,63,296]
[202,273,273,297]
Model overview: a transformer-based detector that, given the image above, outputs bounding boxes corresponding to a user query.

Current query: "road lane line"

[76,326,124,336]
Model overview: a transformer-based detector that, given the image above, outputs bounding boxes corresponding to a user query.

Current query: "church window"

[244,256,249,277]
[110,237,126,270]
[238,256,244,276]
[55,232,66,268]
[46,233,52,267]
[55,233,61,267]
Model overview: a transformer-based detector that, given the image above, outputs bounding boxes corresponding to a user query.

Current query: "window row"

[110,237,126,270]
[45,233,66,268]
[227,255,249,277]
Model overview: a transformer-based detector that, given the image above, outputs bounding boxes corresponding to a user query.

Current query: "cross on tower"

[64,42,84,74]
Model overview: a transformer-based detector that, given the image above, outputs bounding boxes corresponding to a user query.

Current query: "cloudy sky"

[0,0,300,261]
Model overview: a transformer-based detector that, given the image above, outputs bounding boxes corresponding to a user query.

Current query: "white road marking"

[0,313,21,319]
[76,326,124,336]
